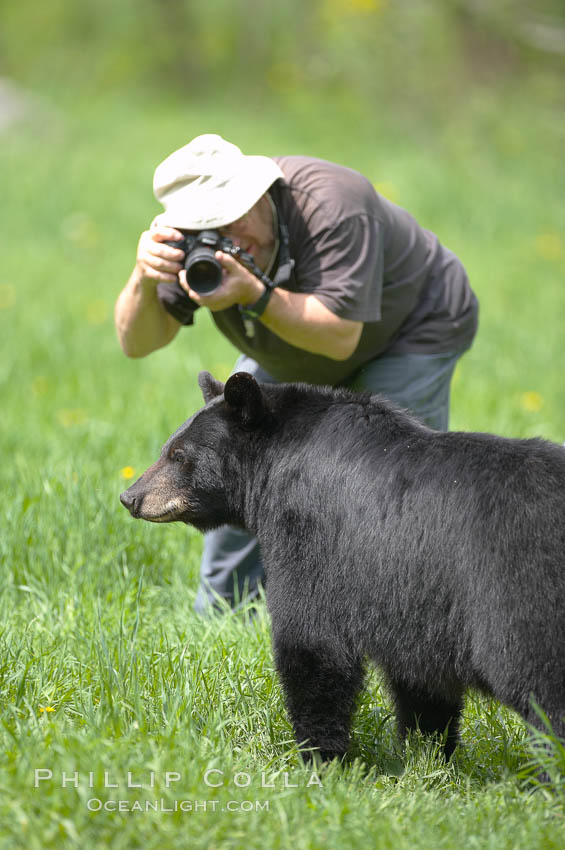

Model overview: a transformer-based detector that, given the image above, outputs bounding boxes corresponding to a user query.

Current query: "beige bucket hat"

[152,134,284,230]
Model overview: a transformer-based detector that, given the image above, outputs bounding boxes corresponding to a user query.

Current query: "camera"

[165,230,236,295]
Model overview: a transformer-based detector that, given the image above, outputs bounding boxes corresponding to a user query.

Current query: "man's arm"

[114,226,186,358]
[259,287,362,361]
[181,252,363,362]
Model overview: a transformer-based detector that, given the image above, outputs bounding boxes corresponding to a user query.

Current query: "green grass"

[1,83,565,848]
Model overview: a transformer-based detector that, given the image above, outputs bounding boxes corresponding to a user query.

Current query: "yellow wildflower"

[534,232,562,262]
[0,284,16,310]
[120,466,136,480]
[325,0,384,18]
[374,182,398,203]
[57,409,87,427]
[520,391,543,413]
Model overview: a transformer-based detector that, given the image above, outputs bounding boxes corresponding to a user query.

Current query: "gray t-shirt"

[157,155,478,385]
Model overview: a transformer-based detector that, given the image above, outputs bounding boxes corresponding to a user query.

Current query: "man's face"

[219,193,276,272]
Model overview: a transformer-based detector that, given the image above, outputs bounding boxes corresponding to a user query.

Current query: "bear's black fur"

[121,371,565,763]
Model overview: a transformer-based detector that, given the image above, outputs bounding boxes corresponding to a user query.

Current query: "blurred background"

[3,0,565,110]
[1,0,564,473]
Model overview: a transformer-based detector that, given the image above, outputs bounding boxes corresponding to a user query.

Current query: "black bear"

[120,371,565,763]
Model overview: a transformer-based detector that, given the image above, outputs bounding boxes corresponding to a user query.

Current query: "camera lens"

[185,249,222,294]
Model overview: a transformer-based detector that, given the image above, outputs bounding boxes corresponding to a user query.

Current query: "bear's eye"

[170,448,185,463]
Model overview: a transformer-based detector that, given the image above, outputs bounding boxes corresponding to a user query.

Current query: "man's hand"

[135,226,186,285]
[114,226,186,357]
[179,250,264,311]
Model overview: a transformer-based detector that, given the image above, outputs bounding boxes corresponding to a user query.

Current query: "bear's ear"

[224,372,265,427]
[198,371,225,403]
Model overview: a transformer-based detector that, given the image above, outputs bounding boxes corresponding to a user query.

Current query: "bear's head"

[119,371,271,532]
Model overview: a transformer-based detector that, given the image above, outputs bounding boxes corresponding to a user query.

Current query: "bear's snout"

[120,488,141,517]
[119,469,191,523]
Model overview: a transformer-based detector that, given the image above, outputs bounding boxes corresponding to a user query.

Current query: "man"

[115,134,478,613]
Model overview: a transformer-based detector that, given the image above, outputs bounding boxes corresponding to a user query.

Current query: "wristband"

[239,284,274,321]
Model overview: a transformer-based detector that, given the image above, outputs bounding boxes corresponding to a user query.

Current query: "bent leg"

[195,355,278,613]
[195,525,265,613]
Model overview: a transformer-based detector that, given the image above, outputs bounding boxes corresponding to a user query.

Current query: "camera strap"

[237,193,295,338]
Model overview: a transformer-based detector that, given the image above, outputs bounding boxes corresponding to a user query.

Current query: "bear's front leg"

[273,634,364,761]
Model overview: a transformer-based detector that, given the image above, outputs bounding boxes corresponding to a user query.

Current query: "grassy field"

[1,83,565,849]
